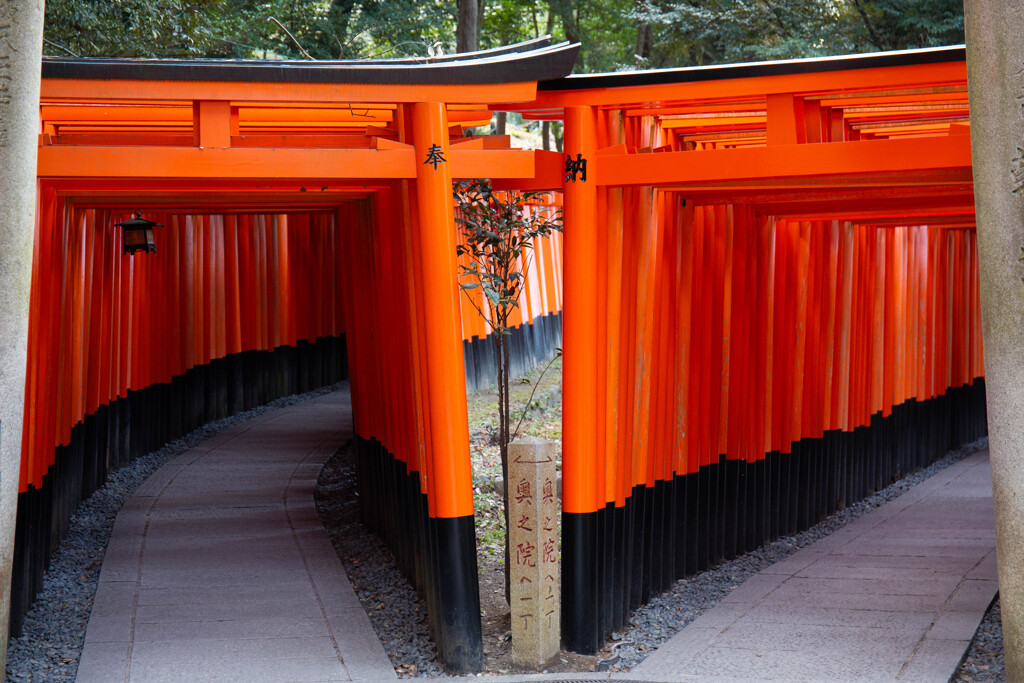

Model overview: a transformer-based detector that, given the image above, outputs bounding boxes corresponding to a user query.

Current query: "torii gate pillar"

[410,101,484,673]
[561,105,601,654]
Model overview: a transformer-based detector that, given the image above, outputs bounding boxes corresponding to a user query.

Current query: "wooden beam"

[41,104,192,122]
[450,149,534,178]
[493,150,564,191]
[593,135,972,187]
[677,184,974,207]
[512,61,967,109]
[767,93,804,145]
[193,100,231,148]
[37,145,537,180]
[756,199,975,221]
[42,78,537,105]
[38,146,416,179]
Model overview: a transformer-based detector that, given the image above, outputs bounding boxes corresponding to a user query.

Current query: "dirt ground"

[476,551,603,674]
[466,356,613,674]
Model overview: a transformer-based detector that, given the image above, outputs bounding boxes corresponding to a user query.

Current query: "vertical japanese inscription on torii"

[508,437,560,669]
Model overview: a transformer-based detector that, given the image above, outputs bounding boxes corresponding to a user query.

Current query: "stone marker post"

[964,4,1024,679]
[508,437,560,669]
[0,0,45,669]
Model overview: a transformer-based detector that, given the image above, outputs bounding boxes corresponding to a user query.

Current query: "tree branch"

[851,0,885,50]
[267,17,315,60]
[43,37,79,57]
[512,350,562,441]
[461,287,498,334]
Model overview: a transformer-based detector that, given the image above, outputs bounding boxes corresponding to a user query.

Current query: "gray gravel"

[955,596,1005,682]
[315,441,444,679]
[317,436,993,677]
[4,382,344,682]
[5,394,999,682]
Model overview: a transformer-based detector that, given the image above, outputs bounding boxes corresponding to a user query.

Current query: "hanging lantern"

[116,212,161,255]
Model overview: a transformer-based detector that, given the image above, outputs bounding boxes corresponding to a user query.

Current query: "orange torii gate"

[499,45,983,652]
[23,39,575,673]
[17,40,983,672]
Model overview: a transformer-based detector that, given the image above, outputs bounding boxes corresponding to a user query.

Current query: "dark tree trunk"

[496,331,512,605]
[477,0,486,48]
[851,0,888,51]
[457,0,480,53]
[548,0,583,70]
[635,7,649,63]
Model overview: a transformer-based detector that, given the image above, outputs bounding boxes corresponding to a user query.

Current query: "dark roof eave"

[42,40,580,86]
[538,45,966,91]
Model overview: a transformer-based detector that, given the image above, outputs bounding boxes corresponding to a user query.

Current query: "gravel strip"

[315,441,444,679]
[4,382,345,682]
[317,436,992,677]
[955,596,1005,682]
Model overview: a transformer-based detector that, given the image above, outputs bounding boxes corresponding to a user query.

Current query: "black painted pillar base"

[558,381,989,655]
[562,511,599,654]
[432,516,484,673]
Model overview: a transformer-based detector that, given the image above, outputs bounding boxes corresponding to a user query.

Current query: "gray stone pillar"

[508,437,560,670]
[0,0,44,666]
[964,3,1024,680]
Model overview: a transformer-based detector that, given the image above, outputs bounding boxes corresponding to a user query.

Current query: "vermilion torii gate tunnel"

[12,39,984,672]
[507,45,987,654]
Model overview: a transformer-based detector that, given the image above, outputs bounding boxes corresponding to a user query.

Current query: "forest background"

[43,1,964,74]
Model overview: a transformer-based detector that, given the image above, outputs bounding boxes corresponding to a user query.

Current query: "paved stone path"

[628,449,997,682]
[76,390,395,683]
[76,385,997,683]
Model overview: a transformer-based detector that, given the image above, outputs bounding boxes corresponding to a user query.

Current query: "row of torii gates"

[0,33,1003,673]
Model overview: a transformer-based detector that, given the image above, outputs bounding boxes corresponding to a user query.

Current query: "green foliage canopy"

[43,0,458,60]
[43,0,232,57]
[43,0,965,71]
[634,0,965,69]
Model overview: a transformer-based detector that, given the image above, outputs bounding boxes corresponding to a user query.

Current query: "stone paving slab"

[629,449,997,682]
[77,390,396,683]
[76,388,996,683]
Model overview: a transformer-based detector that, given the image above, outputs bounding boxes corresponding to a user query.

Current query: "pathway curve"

[627,449,997,682]
[75,386,998,683]
[76,389,395,683]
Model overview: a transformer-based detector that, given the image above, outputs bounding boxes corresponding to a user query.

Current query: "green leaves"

[633,0,964,68]
[44,0,231,58]
[42,0,964,73]
[453,178,563,338]
[43,0,460,60]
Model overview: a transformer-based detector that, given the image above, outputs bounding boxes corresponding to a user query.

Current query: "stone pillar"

[508,437,560,669]
[964,4,1024,680]
[0,0,44,667]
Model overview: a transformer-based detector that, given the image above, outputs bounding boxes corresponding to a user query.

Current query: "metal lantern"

[116,212,161,255]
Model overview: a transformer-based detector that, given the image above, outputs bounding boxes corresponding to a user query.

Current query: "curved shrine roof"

[42,37,580,85]
[538,45,965,91]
